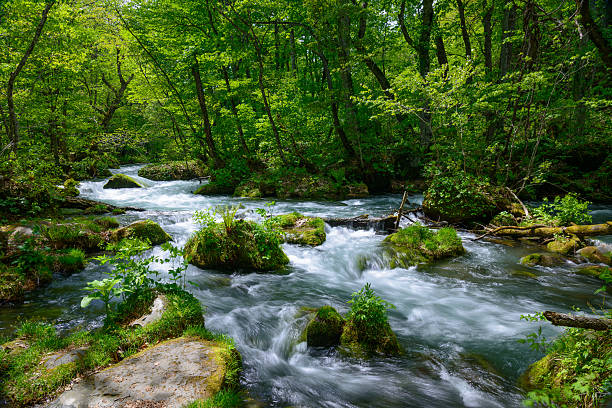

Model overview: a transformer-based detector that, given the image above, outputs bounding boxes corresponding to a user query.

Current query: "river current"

[1,164,611,408]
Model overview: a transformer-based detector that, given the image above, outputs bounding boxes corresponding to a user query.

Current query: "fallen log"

[62,197,144,212]
[475,222,612,240]
[324,214,397,233]
[543,311,612,331]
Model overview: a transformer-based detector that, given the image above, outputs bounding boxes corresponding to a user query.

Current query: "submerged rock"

[520,252,566,267]
[381,224,465,268]
[111,220,172,245]
[577,265,611,280]
[305,306,345,347]
[184,220,289,271]
[47,337,235,408]
[103,173,143,189]
[273,212,326,246]
[577,246,612,265]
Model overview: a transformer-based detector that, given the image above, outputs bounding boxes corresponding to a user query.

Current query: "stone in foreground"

[103,173,143,189]
[273,212,326,246]
[111,220,172,245]
[47,337,230,408]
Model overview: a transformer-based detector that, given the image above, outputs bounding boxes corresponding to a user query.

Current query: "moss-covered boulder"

[382,224,465,268]
[577,246,612,265]
[305,306,345,348]
[103,173,143,189]
[193,182,234,196]
[138,161,207,181]
[184,220,289,271]
[518,354,554,390]
[577,265,612,280]
[49,248,86,275]
[546,236,581,255]
[111,220,172,245]
[422,171,518,224]
[340,318,401,357]
[273,212,326,246]
[520,252,566,267]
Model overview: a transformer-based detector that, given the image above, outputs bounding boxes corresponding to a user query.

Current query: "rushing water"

[2,164,611,408]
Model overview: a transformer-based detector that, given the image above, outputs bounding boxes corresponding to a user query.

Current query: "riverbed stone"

[47,337,231,408]
[519,253,566,267]
[305,306,345,347]
[518,354,554,390]
[111,220,172,245]
[43,347,89,370]
[577,246,612,265]
[273,212,326,246]
[103,173,143,189]
[546,236,581,255]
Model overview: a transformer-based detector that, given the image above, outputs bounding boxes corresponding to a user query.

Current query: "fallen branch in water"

[473,222,612,241]
[543,311,612,331]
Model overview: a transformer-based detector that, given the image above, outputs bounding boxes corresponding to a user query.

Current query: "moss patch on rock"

[305,306,345,347]
[103,173,143,189]
[184,220,289,271]
[576,265,612,281]
[546,236,581,255]
[111,220,172,245]
[339,318,401,357]
[382,224,465,268]
[520,253,566,267]
[577,246,612,265]
[138,161,207,181]
[272,212,326,246]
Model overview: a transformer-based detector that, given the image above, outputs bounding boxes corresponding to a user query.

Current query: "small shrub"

[346,283,395,347]
[531,193,592,226]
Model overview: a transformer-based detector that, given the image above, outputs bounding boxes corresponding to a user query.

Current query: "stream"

[2,164,611,408]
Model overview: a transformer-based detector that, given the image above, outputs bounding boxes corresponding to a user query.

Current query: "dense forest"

[0,0,611,407]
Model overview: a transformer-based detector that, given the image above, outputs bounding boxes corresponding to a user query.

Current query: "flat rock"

[47,337,228,408]
[129,295,168,328]
[43,347,89,370]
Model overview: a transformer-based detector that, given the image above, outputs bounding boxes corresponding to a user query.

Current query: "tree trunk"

[434,36,449,77]
[290,29,297,74]
[499,3,516,77]
[544,311,612,331]
[483,0,494,76]
[575,0,612,70]
[192,59,224,167]
[456,0,472,60]
[6,0,55,156]
[222,66,250,155]
[99,48,134,131]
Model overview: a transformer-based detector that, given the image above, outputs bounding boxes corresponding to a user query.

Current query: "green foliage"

[531,193,592,226]
[346,283,395,347]
[185,390,243,408]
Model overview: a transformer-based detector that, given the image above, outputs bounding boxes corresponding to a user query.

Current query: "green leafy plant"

[531,193,592,226]
[81,278,125,318]
[346,283,395,346]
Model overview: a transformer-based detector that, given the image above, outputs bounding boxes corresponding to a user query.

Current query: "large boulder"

[103,173,143,189]
[381,224,465,268]
[546,236,581,255]
[273,212,326,246]
[47,337,236,408]
[184,220,289,271]
[520,253,566,267]
[577,246,612,265]
[305,306,345,348]
[111,220,172,245]
[138,161,207,181]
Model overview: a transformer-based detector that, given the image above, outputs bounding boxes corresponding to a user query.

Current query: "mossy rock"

[138,161,207,181]
[49,249,87,275]
[520,253,566,267]
[546,236,581,255]
[577,246,612,265]
[382,225,465,268]
[111,220,172,245]
[184,220,289,271]
[93,216,119,230]
[234,182,263,198]
[193,182,234,196]
[273,212,326,246]
[518,354,554,390]
[305,306,345,348]
[103,173,143,189]
[0,264,25,303]
[576,265,612,280]
[339,318,402,357]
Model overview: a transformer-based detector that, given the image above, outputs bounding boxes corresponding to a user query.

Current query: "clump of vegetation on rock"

[340,283,401,356]
[184,206,288,271]
[520,253,566,268]
[103,173,143,189]
[272,212,326,246]
[138,160,207,181]
[382,224,465,268]
[111,220,172,245]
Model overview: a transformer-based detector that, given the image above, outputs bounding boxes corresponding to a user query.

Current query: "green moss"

[184,220,289,271]
[339,318,401,357]
[305,306,345,348]
[49,248,86,274]
[194,182,234,196]
[93,216,119,230]
[382,224,465,267]
[103,173,143,189]
[111,220,172,245]
[0,264,25,303]
[546,236,580,255]
[272,213,326,246]
[83,204,111,215]
[138,161,207,181]
[576,265,611,280]
[520,253,565,267]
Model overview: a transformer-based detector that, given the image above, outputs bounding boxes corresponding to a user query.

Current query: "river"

[2,164,611,408]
